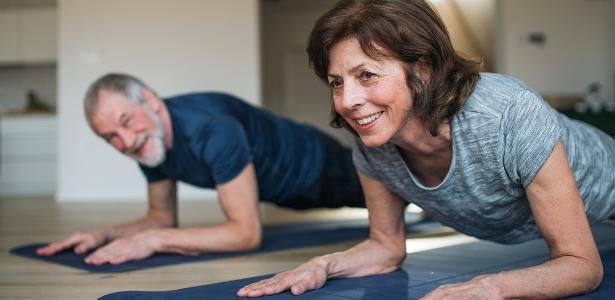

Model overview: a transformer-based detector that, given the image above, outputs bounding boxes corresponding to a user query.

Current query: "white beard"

[129,106,167,167]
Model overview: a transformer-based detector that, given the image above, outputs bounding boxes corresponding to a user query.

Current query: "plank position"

[37,73,365,265]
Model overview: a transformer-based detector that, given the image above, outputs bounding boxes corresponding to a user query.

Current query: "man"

[37,73,364,265]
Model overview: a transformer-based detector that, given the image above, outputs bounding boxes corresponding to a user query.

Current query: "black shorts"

[282,131,365,209]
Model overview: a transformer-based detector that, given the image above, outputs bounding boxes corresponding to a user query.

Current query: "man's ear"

[142,88,161,111]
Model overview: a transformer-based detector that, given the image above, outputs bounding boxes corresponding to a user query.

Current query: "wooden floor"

[0,197,471,300]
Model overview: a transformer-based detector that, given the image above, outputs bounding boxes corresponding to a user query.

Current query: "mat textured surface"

[10,219,442,273]
[99,223,615,299]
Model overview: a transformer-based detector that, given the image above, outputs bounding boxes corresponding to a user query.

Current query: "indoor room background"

[0,0,613,205]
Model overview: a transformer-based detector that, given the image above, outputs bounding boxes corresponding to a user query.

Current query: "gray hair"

[84,73,152,117]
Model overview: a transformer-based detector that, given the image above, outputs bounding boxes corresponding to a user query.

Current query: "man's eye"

[123,116,132,127]
[103,134,117,145]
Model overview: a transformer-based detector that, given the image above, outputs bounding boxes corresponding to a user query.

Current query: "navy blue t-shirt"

[138,92,325,204]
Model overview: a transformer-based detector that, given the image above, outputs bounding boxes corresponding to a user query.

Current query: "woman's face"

[328,37,413,148]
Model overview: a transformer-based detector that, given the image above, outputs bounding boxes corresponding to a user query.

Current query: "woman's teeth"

[356,112,383,125]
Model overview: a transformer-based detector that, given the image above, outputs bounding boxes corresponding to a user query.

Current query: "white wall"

[261,0,349,144]
[450,0,495,69]
[429,0,490,68]
[496,0,614,100]
[57,0,260,202]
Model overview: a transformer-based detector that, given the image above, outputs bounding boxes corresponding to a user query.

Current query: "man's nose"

[117,128,136,152]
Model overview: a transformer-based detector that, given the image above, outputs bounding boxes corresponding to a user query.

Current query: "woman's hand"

[237,256,329,297]
[421,275,503,300]
[238,171,408,298]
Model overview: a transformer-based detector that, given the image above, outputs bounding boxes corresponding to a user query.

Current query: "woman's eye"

[360,71,376,80]
[329,79,342,88]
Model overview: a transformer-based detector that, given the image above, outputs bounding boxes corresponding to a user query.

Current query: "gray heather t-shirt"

[353,73,615,244]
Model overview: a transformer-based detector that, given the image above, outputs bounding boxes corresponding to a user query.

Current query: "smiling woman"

[307,0,479,138]
[326,38,415,148]
[237,0,615,299]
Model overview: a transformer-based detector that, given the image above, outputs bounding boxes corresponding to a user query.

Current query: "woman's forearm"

[486,255,602,299]
[320,238,406,279]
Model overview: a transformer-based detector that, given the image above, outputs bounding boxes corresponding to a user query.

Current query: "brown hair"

[307,0,480,136]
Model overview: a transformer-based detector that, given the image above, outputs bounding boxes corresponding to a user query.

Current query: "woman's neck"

[392,119,453,187]
[391,119,451,156]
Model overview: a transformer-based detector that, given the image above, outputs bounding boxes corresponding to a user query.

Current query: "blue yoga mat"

[10,219,443,273]
[99,223,615,299]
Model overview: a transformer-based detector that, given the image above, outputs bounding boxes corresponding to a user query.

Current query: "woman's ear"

[404,60,430,94]
[414,60,431,84]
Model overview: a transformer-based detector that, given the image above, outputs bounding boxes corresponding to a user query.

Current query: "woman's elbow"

[390,247,407,267]
[584,260,603,293]
[570,257,603,295]
[380,241,407,272]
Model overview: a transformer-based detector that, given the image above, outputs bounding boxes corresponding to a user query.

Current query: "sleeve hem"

[213,156,253,186]
[521,137,559,188]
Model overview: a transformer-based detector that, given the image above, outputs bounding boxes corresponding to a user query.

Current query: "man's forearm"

[484,255,602,299]
[105,213,175,241]
[149,221,262,254]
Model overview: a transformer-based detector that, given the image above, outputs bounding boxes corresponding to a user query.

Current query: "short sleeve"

[352,138,381,180]
[501,90,561,188]
[193,117,253,185]
[139,163,168,183]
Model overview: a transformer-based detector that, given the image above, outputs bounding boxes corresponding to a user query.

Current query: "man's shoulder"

[166,92,239,125]
[166,92,240,108]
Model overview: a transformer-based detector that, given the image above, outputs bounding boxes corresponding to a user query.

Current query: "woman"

[238,0,615,298]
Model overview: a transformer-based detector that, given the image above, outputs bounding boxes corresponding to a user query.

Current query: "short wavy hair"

[307,0,480,136]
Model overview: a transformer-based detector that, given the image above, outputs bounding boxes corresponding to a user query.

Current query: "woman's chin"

[359,133,389,148]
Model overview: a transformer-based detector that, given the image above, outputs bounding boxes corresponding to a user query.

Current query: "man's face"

[88,90,166,167]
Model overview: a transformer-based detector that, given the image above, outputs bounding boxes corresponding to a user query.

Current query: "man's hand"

[36,229,108,256]
[237,257,328,297]
[421,275,503,300]
[83,230,162,265]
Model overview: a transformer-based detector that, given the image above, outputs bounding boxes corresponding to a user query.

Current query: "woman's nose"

[341,82,365,110]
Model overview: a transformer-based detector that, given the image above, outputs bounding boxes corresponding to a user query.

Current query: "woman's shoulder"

[457,73,543,125]
[463,73,533,113]
[452,73,540,156]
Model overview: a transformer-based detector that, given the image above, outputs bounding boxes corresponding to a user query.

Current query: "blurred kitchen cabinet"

[21,6,57,62]
[0,5,57,65]
[0,115,56,197]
